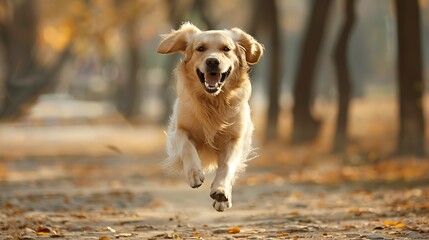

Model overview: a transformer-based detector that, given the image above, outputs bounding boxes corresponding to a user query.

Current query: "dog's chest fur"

[178,93,241,151]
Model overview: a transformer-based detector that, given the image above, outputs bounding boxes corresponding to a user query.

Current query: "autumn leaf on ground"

[72,212,88,218]
[172,234,182,240]
[277,232,290,237]
[150,233,182,239]
[106,226,116,233]
[288,211,300,216]
[106,145,121,153]
[35,226,52,236]
[114,233,134,238]
[383,220,406,228]
[193,232,201,238]
[348,208,373,216]
[227,226,241,234]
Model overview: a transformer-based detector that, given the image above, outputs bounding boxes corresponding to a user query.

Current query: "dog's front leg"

[175,129,205,188]
[210,140,243,212]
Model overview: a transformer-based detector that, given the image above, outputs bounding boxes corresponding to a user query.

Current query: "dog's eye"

[223,46,230,52]
[196,46,205,52]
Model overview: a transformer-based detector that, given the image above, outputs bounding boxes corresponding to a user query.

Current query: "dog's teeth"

[205,82,220,90]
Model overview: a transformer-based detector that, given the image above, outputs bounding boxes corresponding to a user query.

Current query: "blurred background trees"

[0,0,428,158]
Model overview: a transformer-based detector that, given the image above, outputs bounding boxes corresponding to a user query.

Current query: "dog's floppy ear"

[157,22,201,54]
[230,28,264,65]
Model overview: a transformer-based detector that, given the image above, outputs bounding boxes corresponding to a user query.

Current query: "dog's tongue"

[205,73,222,86]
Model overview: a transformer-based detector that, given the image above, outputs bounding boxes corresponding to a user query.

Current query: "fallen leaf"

[288,211,300,216]
[151,233,180,239]
[348,208,373,216]
[147,199,164,208]
[106,145,122,153]
[343,224,356,230]
[25,227,35,235]
[36,226,52,236]
[173,234,182,240]
[134,225,155,230]
[227,226,241,234]
[72,212,88,219]
[50,230,64,238]
[99,237,110,240]
[292,192,302,199]
[383,220,406,228]
[193,232,201,238]
[114,233,134,238]
[277,232,290,237]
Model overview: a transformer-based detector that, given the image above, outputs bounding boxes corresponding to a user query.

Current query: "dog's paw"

[212,200,231,212]
[187,169,205,188]
[210,187,229,202]
[210,187,232,212]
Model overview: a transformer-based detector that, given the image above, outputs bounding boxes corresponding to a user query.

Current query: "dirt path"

[1,152,428,240]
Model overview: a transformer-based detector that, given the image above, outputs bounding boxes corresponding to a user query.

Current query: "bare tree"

[395,0,425,156]
[159,0,190,124]
[332,0,356,153]
[249,0,282,140]
[0,1,71,119]
[265,0,282,140]
[115,3,141,119]
[291,0,333,144]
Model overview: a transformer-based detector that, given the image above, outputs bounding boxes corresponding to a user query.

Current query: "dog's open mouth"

[196,67,232,94]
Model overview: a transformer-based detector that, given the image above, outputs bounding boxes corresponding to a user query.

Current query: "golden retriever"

[157,22,263,211]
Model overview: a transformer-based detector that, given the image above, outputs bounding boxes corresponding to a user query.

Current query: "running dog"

[157,22,263,211]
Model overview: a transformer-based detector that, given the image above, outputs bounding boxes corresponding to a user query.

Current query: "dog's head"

[157,22,263,96]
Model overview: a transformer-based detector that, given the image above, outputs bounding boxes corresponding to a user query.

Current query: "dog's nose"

[206,57,220,67]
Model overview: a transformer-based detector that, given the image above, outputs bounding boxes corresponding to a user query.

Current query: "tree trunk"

[395,0,425,156]
[264,0,282,140]
[160,0,189,124]
[248,0,282,140]
[291,0,333,144]
[332,0,356,153]
[0,1,72,119]
[116,20,141,119]
[192,0,215,30]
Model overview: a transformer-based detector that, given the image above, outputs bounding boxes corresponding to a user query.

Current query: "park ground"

[0,98,429,239]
